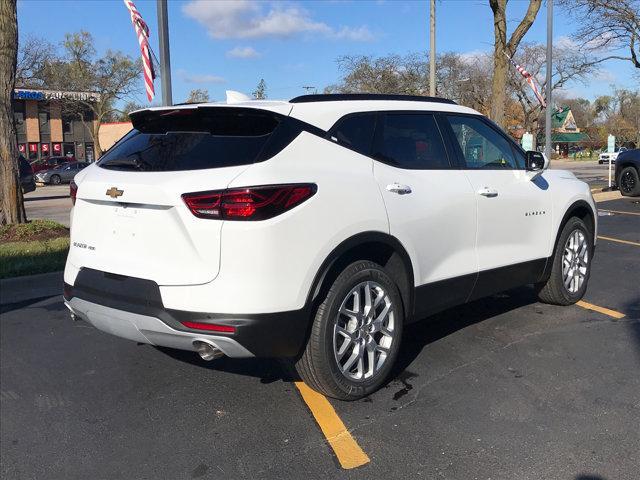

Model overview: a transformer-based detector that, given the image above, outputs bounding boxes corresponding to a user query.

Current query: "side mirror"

[525,151,547,172]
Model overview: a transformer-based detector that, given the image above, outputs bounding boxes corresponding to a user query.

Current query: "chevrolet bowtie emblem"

[106,187,124,199]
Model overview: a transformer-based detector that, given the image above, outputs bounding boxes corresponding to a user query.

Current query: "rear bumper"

[63,268,310,358]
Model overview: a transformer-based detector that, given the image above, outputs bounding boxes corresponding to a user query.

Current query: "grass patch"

[1,221,70,278]
[1,219,69,242]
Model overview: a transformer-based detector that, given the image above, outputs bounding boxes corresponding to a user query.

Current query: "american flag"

[123,0,155,102]
[505,52,546,108]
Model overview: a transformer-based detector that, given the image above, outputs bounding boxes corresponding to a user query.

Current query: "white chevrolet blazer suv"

[64,94,597,400]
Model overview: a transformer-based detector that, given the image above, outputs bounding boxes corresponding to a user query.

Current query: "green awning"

[551,132,590,143]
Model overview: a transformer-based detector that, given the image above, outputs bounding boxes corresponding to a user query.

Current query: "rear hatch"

[69,106,287,286]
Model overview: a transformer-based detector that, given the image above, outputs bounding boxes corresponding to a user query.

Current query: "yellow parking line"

[294,381,370,469]
[599,209,640,216]
[576,301,626,319]
[597,235,640,247]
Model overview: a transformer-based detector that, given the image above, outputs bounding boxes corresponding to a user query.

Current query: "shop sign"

[13,89,99,102]
[53,143,62,153]
[29,143,38,153]
[41,143,50,153]
[18,144,26,153]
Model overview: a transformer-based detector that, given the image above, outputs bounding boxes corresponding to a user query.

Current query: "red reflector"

[180,321,236,333]
[182,184,316,220]
[70,180,78,206]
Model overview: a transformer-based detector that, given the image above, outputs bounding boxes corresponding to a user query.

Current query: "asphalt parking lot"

[1,196,638,480]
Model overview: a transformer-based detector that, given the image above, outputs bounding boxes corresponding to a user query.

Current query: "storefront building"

[13,88,100,163]
[538,106,590,158]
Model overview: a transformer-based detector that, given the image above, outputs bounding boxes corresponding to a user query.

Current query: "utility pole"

[429,0,436,96]
[157,0,173,106]
[544,0,553,159]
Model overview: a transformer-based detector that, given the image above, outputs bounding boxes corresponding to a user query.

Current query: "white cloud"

[182,0,373,41]
[177,69,226,84]
[593,69,616,83]
[226,46,260,58]
[459,49,490,65]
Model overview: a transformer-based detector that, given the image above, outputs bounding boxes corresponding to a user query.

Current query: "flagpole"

[157,0,173,106]
[429,0,436,96]
[544,0,553,158]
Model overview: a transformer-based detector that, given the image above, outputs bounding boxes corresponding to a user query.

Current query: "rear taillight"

[70,180,78,206]
[182,184,317,220]
[180,321,236,333]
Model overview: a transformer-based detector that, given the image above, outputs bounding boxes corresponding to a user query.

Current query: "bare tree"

[560,0,640,69]
[41,31,141,157]
[489,0,542,128]
[185,88,210,103]
[1,0,26,224]
[15,35,56,88]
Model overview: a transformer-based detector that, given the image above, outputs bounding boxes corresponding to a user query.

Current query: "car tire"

[618,166,640,197]
[295,260,404,401]
[536,216,593,306]
[50,175,61,185]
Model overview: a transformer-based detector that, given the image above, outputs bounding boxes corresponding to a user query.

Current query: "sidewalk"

[0,271,63,306]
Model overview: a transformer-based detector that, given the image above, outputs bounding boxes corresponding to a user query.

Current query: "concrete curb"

[0,271,63,306]
[593,191,623,203]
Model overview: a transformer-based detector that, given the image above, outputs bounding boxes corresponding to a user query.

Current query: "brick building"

[13,88,100,163]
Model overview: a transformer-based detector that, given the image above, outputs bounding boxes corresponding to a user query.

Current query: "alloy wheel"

[333,281,395,381]
[562,229,589,294]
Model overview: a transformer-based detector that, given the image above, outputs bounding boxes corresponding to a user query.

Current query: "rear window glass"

[98,108,282,172]
[330,114,377,156]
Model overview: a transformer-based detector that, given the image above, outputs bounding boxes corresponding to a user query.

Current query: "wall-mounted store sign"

[52,143,62,153]
[13,89,99,102]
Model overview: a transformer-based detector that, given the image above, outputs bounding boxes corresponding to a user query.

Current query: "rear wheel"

[296,260,403,400]
[619,166,640,197]
[536,217,593,305]
[50,174,61,185]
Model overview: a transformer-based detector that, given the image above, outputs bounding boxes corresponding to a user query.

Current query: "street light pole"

[157,0,173,106]
[429,0,436,96]
[544,0,553,159]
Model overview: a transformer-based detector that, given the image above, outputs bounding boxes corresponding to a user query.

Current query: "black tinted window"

[99,108,283,172]
[375,113,449,169]
[330,114,376,156]
[447,115,522,169]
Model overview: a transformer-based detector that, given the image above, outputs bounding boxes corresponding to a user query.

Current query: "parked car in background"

[31,156,75,173]
[18,155,36,194]
[35,161,89,185]
[615,148,640,197]
[599,147,627,164]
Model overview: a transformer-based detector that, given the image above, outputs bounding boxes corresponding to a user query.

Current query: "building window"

[62,116,74,134]
[15,111,25,135]
[39,111,50,134]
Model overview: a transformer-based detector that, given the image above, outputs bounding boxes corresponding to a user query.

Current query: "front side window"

[375,113,449,169]
[447,115,522,169]
[330,114,377,157]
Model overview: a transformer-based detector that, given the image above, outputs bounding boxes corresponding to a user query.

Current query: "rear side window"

[98,108,285,172]
[329,114,377,156]
[374,113,449,169]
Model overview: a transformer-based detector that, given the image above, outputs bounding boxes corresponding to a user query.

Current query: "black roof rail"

[289,93,457,105]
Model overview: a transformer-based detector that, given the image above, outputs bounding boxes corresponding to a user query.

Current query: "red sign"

[53,143,62,153]
[29,143,38,153]
[41,143,50,153]
[18,144,26,153]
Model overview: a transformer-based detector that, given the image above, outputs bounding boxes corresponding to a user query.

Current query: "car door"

[369,112,478,318]
[442,114,552,298]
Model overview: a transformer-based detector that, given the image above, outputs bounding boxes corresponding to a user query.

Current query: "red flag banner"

[123,0,155,102]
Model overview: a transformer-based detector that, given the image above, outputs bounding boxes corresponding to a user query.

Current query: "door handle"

[386,183,412,195]
[477,187,498,198]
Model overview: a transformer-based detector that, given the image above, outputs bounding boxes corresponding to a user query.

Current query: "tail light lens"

[70,180,78,206]
[182,184,317,220]
[180,321,236,333]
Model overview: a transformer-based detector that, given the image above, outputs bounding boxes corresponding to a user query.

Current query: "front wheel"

[296,260,403,400]
[619,166,640,197]
[50,174,61,185]
[536,217,593,305]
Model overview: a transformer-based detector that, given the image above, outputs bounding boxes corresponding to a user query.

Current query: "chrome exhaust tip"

[193,340,224,361]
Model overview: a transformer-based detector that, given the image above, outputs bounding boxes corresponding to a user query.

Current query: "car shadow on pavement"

[157,286,541,387]
[390,285,539,381]
[156,347,296,384]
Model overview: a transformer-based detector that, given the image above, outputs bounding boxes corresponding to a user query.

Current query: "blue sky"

[17,0,638,108]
